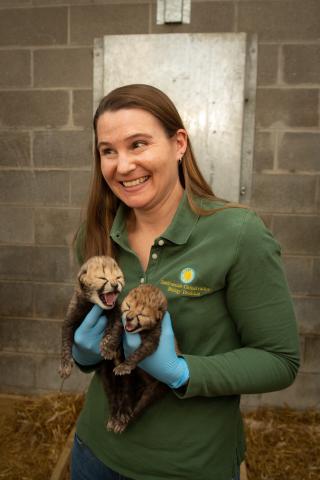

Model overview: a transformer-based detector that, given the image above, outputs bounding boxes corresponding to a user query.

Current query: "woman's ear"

[175,129,188,159]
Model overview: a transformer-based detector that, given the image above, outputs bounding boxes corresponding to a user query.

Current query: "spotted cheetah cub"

[104,284,171,433]
[58,255,124,379]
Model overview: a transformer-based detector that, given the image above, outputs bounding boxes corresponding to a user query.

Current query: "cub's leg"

[99,362,133,433]
[59,294,92,379]
[131,380,167,422]
[113,327,161,376]
[100,307,123,361]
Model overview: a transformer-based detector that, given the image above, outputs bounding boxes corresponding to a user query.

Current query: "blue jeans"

[71,432,240,480]
[71,433,133,480]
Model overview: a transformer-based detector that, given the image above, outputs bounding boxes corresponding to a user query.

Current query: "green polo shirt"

[75,193,299,480]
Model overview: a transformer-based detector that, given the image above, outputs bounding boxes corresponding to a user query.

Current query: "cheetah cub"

[58,255,124,380]
[105,284,172,433]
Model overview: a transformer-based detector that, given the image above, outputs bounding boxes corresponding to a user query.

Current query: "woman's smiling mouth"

[121,176,150,187]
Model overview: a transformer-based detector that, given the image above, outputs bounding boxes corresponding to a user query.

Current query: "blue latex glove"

[123,311,189,389]
[72,304,107,366]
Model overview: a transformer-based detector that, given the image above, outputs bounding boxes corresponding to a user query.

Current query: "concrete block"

[0,91,69,128]
[32,246,77,282]
[0,246,34,281]
[33,283,74,320]
[283,45,320,85]
[0,245,76,282]
[257,213,273,230]
[152,1,234,33]
[35,208,82,246]
[0,318,61,354]
[257,372,320,408]
[253,131,275,171]
[238,0,320,41]
[257,44,278,86]
[0,171,69,206]
[34,48,92,88]
[251,173,316,213]
[278,133,320,172]
[302,336,320,373]
[0,7,67,46]
[311,260,320,295]
[34,130,92,168]
[0,132,30,167]
[282,256,313,295]
[273,215,320,255]
[256,89,319,129]
[293,297,320,335]
[0,0,32,6]
[0,50,31,87]
[0,352,36,389]
[73,90,92,128]
[0,206,34,244]
[70,170,92,207]
[0,281,33,317]
[70,4,149,45]
[35,355,91,392]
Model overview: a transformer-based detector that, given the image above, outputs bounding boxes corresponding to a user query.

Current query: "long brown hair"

[82,84,241,260]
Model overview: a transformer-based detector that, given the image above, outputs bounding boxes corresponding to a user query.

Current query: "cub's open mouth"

[100,292,118,308]
[124,320,140,333]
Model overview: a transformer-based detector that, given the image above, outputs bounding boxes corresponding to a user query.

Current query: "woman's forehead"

[96,108,165,141]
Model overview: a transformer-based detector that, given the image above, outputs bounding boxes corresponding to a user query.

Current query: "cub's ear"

[78,269,87,287]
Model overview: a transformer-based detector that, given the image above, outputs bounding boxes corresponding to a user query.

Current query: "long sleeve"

[179,210,300,398]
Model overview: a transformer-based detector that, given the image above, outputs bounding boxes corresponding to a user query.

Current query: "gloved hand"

[123,311,189,389]
[72,304,107,366]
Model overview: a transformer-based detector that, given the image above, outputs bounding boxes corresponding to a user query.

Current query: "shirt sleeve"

[177,209,300,399]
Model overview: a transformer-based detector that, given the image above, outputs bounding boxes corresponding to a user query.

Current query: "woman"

[71,84,300,480]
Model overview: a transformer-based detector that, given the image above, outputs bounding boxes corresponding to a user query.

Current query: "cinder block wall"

[0,0,319,406]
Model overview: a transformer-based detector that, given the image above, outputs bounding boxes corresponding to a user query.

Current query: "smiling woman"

[71,84,300,480]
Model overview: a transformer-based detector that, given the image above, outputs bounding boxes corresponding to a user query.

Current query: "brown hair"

[82,84,242,260]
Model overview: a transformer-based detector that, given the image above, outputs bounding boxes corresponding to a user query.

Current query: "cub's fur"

[59,257,171,433]
[106,284,170,433]
[59,255,125,380]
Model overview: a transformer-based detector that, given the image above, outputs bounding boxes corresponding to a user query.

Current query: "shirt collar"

[110,192,199,247]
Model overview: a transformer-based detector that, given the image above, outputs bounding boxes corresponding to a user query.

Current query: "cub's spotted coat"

[59,256,169,433]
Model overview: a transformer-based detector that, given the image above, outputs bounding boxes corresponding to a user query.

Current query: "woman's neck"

[128,185,184,238]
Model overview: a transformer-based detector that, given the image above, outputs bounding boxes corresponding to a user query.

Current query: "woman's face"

[97,108,187,212]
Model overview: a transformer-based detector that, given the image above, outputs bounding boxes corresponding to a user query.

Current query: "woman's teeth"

[122,176,149,187]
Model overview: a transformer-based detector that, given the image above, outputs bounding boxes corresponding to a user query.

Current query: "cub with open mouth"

[58,255,125,380]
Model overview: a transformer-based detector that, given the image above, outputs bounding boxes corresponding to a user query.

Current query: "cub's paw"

[106,416,129,434]
[58,360,73,379]
[113,363,134,376]
[100,337,116,360]
[106,418,117,432]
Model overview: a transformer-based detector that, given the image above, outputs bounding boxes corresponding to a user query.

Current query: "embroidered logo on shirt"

[180,267,195,284]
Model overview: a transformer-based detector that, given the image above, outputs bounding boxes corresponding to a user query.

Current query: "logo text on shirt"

[160,279,213,297]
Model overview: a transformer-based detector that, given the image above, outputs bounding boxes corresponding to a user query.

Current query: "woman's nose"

[117,153,136,174]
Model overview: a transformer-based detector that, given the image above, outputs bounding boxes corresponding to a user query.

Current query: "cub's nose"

[110,281,119,291]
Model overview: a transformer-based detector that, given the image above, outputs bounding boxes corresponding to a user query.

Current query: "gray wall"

[0,0,319,407]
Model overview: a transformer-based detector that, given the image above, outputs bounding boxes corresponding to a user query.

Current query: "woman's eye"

[100,148,114,156]
[132,140,146,149]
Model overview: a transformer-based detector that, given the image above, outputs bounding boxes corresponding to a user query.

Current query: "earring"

[178,155,184,166]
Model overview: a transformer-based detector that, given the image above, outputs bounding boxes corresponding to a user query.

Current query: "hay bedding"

[0,393,84,480]
[0,394,319,480]
[244,407,320,480]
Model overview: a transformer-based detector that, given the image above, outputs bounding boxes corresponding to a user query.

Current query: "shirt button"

[152,253,158,260]
[158,239,165,246]
[140,277,145,283]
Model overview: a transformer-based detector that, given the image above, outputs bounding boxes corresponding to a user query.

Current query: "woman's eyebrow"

[97,133,153,149]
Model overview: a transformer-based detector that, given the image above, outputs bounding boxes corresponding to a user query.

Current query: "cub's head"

[77,256,124,309]
[121,284,167,334]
